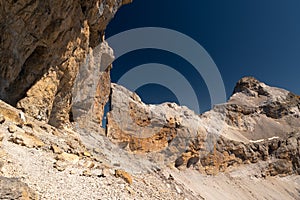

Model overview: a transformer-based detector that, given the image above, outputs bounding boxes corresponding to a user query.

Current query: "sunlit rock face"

[106,83,201,164]
[0,0,126,127]
[107,78,300,175]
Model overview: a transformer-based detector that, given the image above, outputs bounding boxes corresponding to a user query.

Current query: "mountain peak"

[233,76,269,96]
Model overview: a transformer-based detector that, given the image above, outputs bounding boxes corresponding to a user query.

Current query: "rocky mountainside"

[107,78,300,176]
[0,77,299,199]
[0,1,300,200]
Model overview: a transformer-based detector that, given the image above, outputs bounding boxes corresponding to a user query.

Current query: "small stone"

[0,115,5,124]
[83,160,95,169]
[175,185,182,194]
[0,161,4,171]
[51,145,63,154]
[175,157,184,168]
[102,168,112,177]
[90,169,103,177]
[83,151,91,157]
[113,163,121,167]
[0,132,4,144]
[187,156,200,168]
[56,152,79,164]
[82,169,92,177]
[115,169,133,185]
[24,123,33,129]
[19,112,26,123]
[54,161,67,171]
[8,125,17,133]
[93,155,103,163]
[126,186,135,195]
[168,174,174,181]
[93,148,101,154]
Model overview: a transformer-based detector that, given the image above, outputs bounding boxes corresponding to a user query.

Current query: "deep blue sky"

[106,0,300,113]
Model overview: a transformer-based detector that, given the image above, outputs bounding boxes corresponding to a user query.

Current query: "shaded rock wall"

[72,41,114,130]
[0,0,127,127]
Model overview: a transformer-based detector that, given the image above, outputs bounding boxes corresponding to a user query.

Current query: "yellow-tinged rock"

[51,145,63,154]
[56,152,79,164]
[83,151,91,157]
[8,124,17,133]
[122,0,133,5]
[9,132,44,148]
[115,169,133,185]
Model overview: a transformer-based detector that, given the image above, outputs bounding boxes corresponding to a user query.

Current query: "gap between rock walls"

[101,87,112,131]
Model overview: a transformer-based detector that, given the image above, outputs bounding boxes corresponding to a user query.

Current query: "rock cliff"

[0,0,128,128]
[107,78,300,176]
[0,1,300,199]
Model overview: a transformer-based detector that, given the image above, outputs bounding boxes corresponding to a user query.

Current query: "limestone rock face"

[0,0,126,127]
[0,81,299,199]
[183,77,300,175]
[107,83,201,163]
[107,78,300,175]
[199,76,300,143]
[72,41,114,130]
[194,132,300,176]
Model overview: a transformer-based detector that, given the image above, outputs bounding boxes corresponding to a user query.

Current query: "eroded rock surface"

[107,78,300,176]
[0,0,126,128]
[1,1,300,198]
[72,41,114,130]
[107,83,201,164]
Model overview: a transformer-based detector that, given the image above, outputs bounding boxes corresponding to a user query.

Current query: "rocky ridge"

[0,1,300,199]
[107,78,300,177]
[0,77,299,199]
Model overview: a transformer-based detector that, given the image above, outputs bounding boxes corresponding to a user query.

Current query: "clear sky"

[106,0,300,113]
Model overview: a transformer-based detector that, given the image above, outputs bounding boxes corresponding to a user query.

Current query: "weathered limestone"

[0,0,127,128]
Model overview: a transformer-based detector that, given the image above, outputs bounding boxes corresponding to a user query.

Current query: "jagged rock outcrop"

[72,41,114,130]
[107,78,300,176]
[224,76,300,141]
[0,0,128,128]
[186,132,300,176]
[182,77,300,175]
[1,1,300,198]
[0,76,299,199]
[107,83,202,163]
